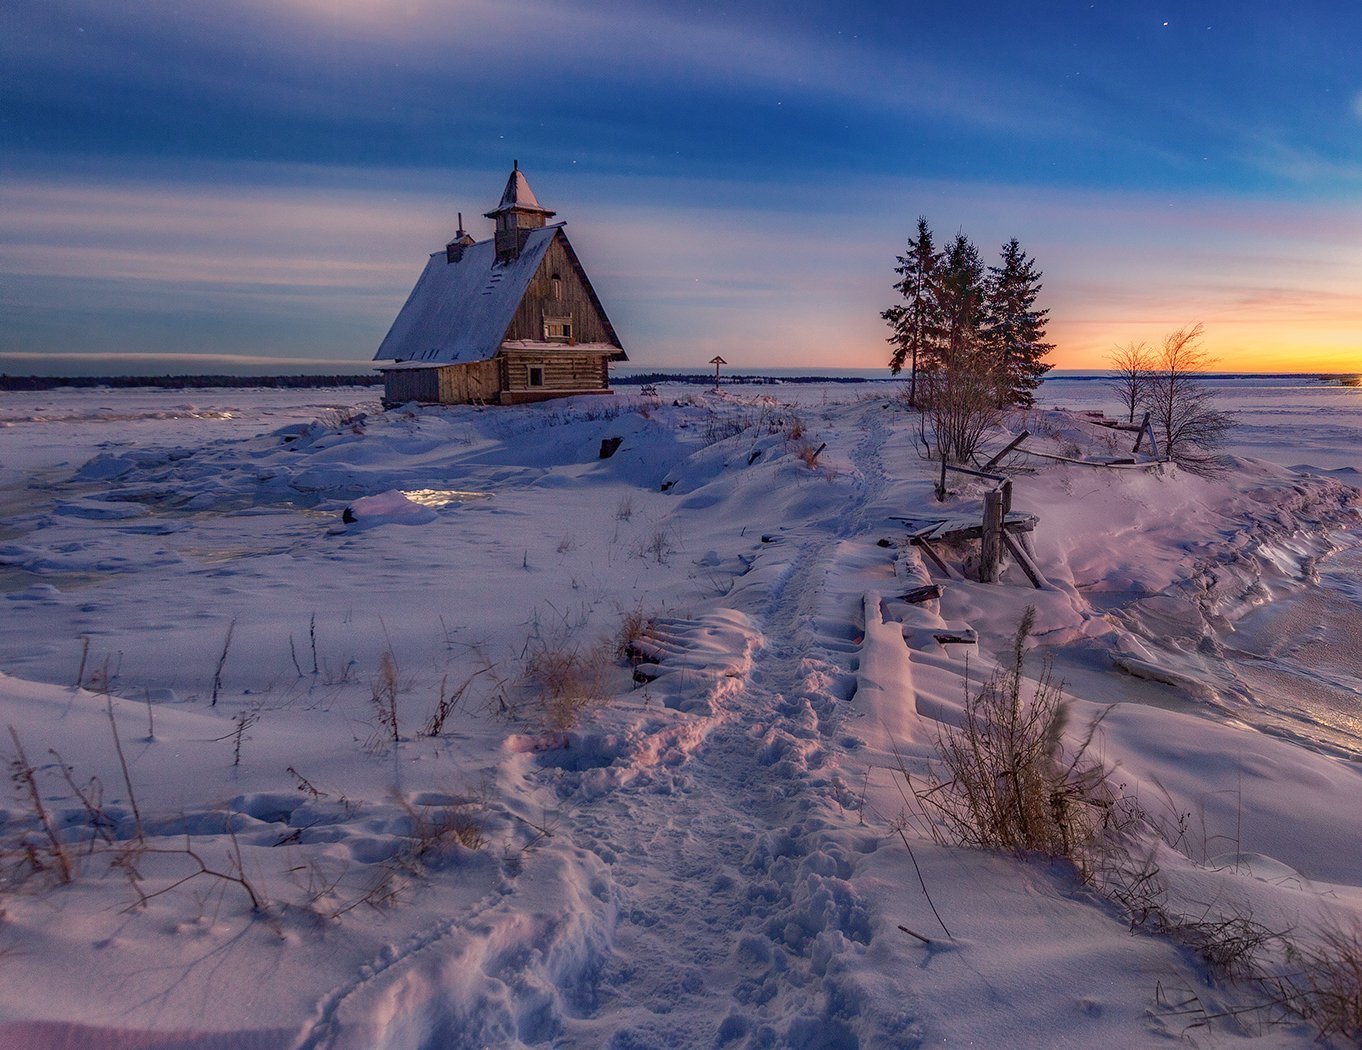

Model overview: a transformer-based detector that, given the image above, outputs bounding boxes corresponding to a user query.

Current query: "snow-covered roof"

[374,225,561,366]
[484,167,555,218]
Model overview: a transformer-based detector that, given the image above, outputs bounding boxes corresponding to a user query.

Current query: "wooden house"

[374,163,628,406]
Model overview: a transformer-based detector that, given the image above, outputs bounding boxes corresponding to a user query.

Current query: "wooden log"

[912,536,954,579]
[944,463,1005,483]
[1001,478,1013,516]
[908,513,1038,544]
[979,489,1003,583]
[1001,531,1046,590]
[1132,411,1151,452]
[898,584,943,604]
[624,638,672,664]
[982,430,1030,470]
[1016,448,1161,469]
[932,628,977,645]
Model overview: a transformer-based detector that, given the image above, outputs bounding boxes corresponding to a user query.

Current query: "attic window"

[551,273,562,300]
[544,316,572,342]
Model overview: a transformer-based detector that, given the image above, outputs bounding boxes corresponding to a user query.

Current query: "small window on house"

[528,366,545,387]
[550,273,562,300]
[544,316,572,342]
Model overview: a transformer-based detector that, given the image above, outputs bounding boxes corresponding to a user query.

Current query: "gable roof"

[374,225,560,366]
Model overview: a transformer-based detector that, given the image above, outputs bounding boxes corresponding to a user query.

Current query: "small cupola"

[485,161,556,262]
[445,212,476,263]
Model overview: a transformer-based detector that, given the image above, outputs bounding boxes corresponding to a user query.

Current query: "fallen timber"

[895,511,1039,544]
[894,511,1047,589]
[1014,447,1162,470]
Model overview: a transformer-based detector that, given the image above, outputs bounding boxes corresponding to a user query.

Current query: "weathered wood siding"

[499,350,612,395]
[383,360,501,405]
[504,233,618,348]
[382,368,439,405]
[438,360,500,403]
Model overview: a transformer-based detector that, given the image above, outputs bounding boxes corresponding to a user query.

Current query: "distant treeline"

[616,372,900,386]
[0,374,385,392]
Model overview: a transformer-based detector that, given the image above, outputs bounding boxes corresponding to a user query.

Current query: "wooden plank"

[1016,448,1161,469]
[979,489,1003,583]
[909,513,1038,543]
[932,628,977,645]
[912,536,954,579]
[1001,531,1047,590]
[898,584,943,604]
[944,463,1005,483]
[982,430,1030,470]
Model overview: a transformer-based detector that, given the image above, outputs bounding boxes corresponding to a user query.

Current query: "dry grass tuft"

[614,608,654,664]
[1283,923,1362,1040]
[515,637,612,734]
[906,608,1131,872]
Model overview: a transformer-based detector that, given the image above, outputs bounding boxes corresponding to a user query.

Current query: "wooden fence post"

[980,488,1003,583]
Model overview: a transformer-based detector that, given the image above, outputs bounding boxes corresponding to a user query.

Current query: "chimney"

[445,211,475,263]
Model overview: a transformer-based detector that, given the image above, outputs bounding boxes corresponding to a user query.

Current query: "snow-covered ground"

[0,375,1359,1048]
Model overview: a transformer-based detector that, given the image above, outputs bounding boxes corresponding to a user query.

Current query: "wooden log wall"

[500,350,612,393]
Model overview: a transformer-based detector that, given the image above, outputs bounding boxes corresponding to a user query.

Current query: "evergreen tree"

[880,217,944,405]
[984,237,1054,407]
[936,233,988,371]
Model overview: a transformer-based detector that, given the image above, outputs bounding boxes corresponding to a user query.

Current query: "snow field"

[0,380,1359,1047]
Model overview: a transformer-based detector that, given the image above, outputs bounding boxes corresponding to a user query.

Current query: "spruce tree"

[881,217,944,406]
[984,237,1054,407]
[936,233,988,370]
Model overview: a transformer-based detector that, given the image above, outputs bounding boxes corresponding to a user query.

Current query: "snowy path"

[551,405,901,1045]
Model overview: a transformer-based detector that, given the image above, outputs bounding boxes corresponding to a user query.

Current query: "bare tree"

[1142,325,1234,475]
[1106,341,1154,424]
[920,344,1003,464]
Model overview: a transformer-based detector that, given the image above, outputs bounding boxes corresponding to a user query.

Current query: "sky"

[2,0,1360,375]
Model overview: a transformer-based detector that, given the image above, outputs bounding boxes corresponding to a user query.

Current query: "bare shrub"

[7,726,73,884]
[515,637,612,734]
[119,831,267,914]
[1141,324,1235,475]
[700,410,752,445]
[423,672,480,737]
[919,357,1003,464]
[905,609,1129,869]
[614,495,635,522]
[615,608,654,664]
[1281,923,1362,1040]
[210,618,236,707]
[371,650,400,743]
[1106,342,1154,424]
[397,796,486,859]
[794,441,825,469]
[635,528,675,564]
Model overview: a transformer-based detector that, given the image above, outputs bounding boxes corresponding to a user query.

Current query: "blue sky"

[3,1,1360,373]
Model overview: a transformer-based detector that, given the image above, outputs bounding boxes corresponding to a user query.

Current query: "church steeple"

[485,161,556,262]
